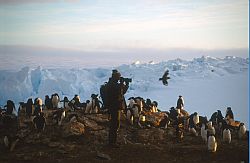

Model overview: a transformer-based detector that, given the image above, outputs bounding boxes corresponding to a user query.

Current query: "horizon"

[0,45,248,70]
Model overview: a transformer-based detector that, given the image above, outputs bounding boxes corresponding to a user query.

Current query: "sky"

[0,0,248,53]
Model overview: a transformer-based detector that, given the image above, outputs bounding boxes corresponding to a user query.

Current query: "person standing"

[107,69,129,147]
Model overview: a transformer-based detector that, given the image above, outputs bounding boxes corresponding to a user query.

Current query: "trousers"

[108,110,121,145]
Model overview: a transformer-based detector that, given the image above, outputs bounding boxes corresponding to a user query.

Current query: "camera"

[120,77,132,83]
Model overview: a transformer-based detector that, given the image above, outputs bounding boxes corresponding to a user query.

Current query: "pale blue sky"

[0,0,248,51]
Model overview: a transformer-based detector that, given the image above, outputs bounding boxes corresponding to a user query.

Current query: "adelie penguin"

[51,93,60,109]
[33,112,46,131]
[207,121,216,136]
[201,123,208,143]
[53,109,66,126]
[223,127,231,144]
[208,134,217,153]
[238,123,246,139]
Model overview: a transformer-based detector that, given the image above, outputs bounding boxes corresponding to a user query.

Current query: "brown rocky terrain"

[0,110,248,163]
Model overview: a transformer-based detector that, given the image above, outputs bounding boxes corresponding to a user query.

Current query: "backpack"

[100,82,109,110]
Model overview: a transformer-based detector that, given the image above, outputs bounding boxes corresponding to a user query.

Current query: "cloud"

[0,0,79,5]
[0,0,247,50]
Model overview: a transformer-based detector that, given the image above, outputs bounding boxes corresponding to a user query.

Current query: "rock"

[123,137,133,145]
[41,138,51,145]
[145,112,166,127]
[16,153,25,158]
[64,144,77,152]
[25,133,42,144]
[10,138,19,152]
[70,116,77,122]
[91,129,108,137]
[180,109,189,117]
[23,156,33,161]
[17,128,30,138]
[48,142,61,148]
[26,139,35,144]
[136,128,165,143]
[65,111,79,123]
[18,115,34,128]
[56,149,67,154]
[96,152,111,160]
[42,109,56,125]
[90,129,108,144]
[18,116,27,128]
[136,129,150,142]
[85,114,109,124]
[82,117,103,131]
[62,121,85,137]
[167,128,175,137]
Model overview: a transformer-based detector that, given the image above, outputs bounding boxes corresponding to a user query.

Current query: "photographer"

[107,69,130,148]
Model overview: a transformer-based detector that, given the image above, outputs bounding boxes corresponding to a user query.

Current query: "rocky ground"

[0,111,248,163]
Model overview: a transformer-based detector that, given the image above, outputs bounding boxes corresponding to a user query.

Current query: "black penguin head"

[239,123,245,127]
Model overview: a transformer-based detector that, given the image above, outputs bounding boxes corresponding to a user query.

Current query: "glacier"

[0,56,248,127]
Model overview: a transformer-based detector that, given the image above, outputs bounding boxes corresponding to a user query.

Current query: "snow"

[0,56,248,128]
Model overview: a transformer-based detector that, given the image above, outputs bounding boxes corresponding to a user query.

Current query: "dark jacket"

[107,78,129,111]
